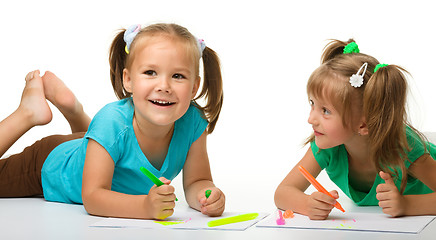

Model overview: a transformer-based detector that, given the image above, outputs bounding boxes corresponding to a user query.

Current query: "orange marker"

[298,165,345,212]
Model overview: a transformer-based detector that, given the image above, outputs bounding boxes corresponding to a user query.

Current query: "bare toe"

[19,70,52,126]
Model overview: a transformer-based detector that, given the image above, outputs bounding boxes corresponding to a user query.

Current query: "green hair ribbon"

[374,63,389,73]
[343,42,360,54]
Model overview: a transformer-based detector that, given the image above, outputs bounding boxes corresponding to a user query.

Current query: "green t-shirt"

[310,127,435,206]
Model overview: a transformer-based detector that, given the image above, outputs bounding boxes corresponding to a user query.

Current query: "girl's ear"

[191,76,201,99]
[123,69,133,93]
[358,118,369,136]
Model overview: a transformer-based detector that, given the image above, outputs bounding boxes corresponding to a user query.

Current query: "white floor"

[1,193,435,240]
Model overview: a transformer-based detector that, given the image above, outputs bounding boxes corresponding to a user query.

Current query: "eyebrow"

[138,64,192,75]
[172,66,192,75]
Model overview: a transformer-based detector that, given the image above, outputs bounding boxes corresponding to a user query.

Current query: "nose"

[307,109,318,125]
[156,76,172,94]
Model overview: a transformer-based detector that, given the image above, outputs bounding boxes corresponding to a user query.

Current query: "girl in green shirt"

[275,39,436,220]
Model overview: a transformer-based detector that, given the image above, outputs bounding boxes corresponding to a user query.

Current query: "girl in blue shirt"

[0,23,225,220]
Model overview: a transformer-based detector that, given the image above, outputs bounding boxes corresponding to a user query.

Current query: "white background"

[1,0,435,213]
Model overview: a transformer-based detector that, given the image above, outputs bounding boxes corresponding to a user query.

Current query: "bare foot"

[41,71,91,132]
[41,71,81,115]
[18,70,53,126]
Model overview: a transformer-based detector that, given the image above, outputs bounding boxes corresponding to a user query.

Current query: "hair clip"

[197,38,206,56]
[349,62,368,88]
[343,42,360,54]
[124,24,141,54]
[374,63,388,73]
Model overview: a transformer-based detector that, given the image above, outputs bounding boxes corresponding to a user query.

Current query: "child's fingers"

[154,184,175,195]
[376,188,398,202]
[313,201,335,211]
[159,177,171,185]
[329,190,339,199]
[306,199,333,220]
[311,191,337,206]
[160,199,176,209]
[158,192,177,203]
[155,209,175,220]
[378,198,392,208]
[310,209,332,220]
[202,189,218,204]
[204,192,225,207]
[201,197,225,216]
[376,183,390,193]
[202,203,225,217]
[199,189,225,216]
[145,190,176,219]
[307,191,339,220]
[201,188,225,206]
[198,189,212,205]
[376,191,388,201]
[147,189,175,203]
[379,171,395,185]
[148,184,176,201]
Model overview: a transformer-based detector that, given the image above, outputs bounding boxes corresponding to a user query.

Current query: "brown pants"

[0,132,85,197]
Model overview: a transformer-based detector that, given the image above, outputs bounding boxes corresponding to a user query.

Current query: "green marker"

[140,167,178,201]
[207,213,259,227]
[205,190,212,198]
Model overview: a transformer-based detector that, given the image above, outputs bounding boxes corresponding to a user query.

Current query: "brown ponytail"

[109,29,131,99]
[194,47,223,134]
[364,65,410,193]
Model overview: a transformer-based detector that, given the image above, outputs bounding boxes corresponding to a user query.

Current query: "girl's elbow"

[81,192,92,212]
[81,188,97,214]
[274,185,285,206]
[82,194,100,216]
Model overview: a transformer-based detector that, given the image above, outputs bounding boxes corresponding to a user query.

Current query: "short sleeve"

[192,108,208,142]
[84,100,133,164]
[177,104,208,144]
[405,126,429,168]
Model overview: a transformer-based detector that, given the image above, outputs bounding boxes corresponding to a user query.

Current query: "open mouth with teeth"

[149,100,175,106]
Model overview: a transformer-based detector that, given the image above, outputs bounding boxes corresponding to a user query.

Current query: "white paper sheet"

[256,210,435,234]
[90,210,268,231]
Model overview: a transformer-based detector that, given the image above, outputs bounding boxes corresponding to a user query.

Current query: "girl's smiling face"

[123,35,200,130]
[307,95,356,149]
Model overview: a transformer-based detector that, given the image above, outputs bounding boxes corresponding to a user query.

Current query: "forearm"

[184,179,215,211]
[404,192,436,216]
[275,184,310,215]
[83,188,149,219]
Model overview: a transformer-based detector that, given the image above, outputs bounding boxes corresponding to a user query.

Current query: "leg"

[0,132,85,197]
[41,71,91,133]
[0,70,52,158]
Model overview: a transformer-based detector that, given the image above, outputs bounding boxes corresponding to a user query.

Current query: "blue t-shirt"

[41,98,208,204]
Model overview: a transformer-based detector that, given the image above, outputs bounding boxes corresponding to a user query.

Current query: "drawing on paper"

[329,218,357,229]
[256,210,436,234]
[154,217,192,226]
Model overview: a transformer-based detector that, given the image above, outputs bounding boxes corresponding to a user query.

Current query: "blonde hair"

[109,23,223,133]
[306,39,427,193]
